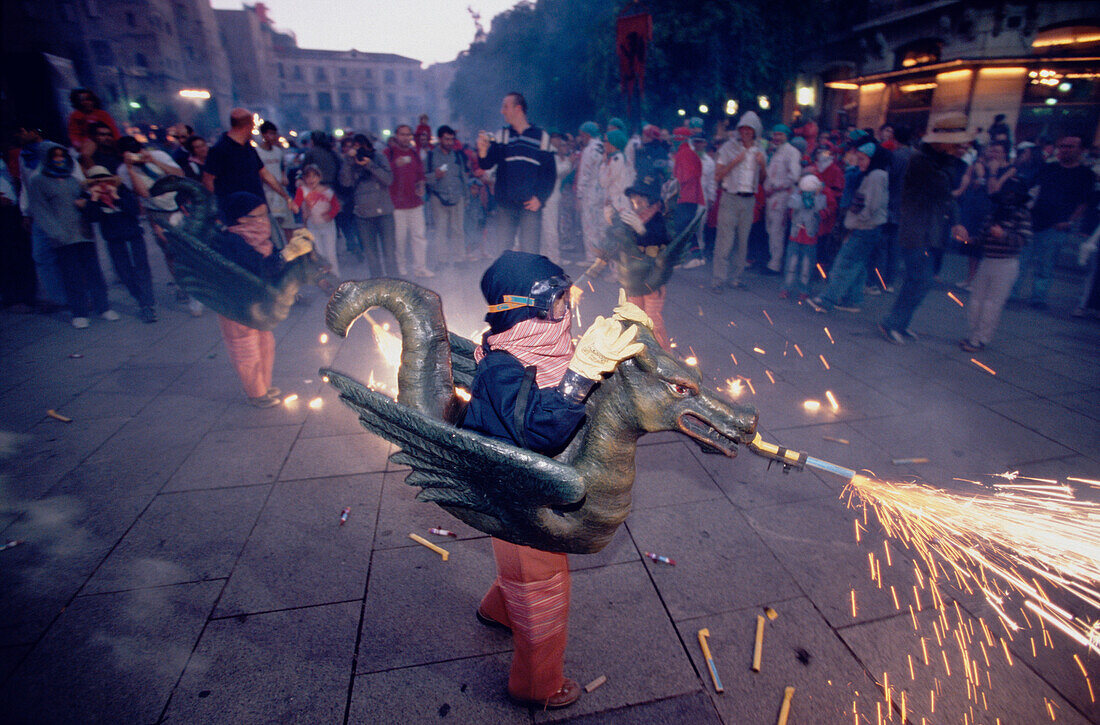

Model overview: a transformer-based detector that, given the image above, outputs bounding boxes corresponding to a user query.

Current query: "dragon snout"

[676,396,758,458]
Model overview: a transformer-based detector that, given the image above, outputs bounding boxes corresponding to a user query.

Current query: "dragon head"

[611,324,758,457]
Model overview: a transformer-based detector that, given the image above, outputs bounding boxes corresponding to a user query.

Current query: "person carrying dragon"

[461,250,648,709]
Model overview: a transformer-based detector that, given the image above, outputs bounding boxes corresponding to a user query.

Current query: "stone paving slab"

[349,652,528,725]
[0,580,222,725]
[625,499,802,620]
[279,432,392,481]
[555,691,721,724]
[164,601,360,725]
[213,474,382,617]
[164,424,301,492]
[675,597,882,724]
[536,561,701,722]
[84,485,271,594]
[838,605,1094,724]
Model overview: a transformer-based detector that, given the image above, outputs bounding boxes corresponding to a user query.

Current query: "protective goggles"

[486,274,573,321]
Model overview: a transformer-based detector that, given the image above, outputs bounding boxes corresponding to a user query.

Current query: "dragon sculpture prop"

[147,176,329,330]
[322,279,759,554]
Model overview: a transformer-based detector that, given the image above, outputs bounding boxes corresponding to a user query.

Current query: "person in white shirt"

[763,124,803,273]
[575,122,605,264]
[540,133,573,265]
[599,129,635,219]
[712,111,765,291]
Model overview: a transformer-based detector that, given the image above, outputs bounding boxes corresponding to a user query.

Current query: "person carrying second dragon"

[579,175,695,350]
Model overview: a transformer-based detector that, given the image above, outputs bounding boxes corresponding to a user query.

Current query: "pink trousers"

[217,315,274,398]
[480,538,570,701]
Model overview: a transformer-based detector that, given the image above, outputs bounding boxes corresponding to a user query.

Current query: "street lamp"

[677,109,686,116]
[698,104,709,114]
[128,101,141,109]
[757,95,770,110]
[179,89,211,99]
[725,99,738,116]
[796,86,814,106]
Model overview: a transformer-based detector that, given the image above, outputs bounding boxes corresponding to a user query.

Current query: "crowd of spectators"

[3,87,1099,353]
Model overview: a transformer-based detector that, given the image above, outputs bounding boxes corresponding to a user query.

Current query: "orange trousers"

[480,538,570,701]
[217,315,274,398]
[627,286,669,350]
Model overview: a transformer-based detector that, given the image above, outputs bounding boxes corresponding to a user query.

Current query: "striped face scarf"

[474,315,574,388]
[227,214,273,257]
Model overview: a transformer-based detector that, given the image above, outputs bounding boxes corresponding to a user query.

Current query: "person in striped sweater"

[960,176,1031,352]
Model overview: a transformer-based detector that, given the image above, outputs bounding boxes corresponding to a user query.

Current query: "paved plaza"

[1,249,1097,724]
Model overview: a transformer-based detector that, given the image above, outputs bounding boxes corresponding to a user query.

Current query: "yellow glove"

[613,289,654,330]
[282,228,314,261]
[568,316,644,380]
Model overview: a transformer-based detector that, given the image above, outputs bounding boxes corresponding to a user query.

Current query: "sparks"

[282,393,298,405]
[762,309,774,326]
[819,354,830,370]
[970,358,997,376]
[363,311,403,370]
[753,347,766,355]
[319,332,329,344]
[729,352,738,365]
[793,344,804,358]
[765,370,775,384]
[844,473,1100,658]
[725,378,744,397]
[825,390,839,412]
[803,400,821,412]
[817,262,827,279]
[875,267,887,291]
[308,397,323,409]
[824,327,835,344]
[685,356,698,366]
[948,291,965,307]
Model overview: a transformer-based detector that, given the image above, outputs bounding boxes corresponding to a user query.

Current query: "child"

[960,177,1031,352]
[215,192,313,407]
[780,174,827,300]
[463,250,643,710]
[293,164,341,277]
[585,177,691,350]
[81,166,157,322]
[27,146,119,328]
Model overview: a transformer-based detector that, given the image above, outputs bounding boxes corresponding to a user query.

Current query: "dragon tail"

[325,279,458,422]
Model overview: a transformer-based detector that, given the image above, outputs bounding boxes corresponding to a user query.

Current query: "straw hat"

[923,112,974,144]
[83,165,119,185]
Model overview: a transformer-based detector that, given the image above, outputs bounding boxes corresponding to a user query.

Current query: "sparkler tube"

[745,433,863,483]
[804,456,858,481]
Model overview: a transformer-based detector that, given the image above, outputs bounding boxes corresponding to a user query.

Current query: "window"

[386,93,397,110]
[405,70,414,83]
[895,39,942,71]
[125,11,135,27]
[277,62,285,79]
[322,116,332,130]
[135,52,148,68]
[366,92,376,111]
[317,91,333,111]
[339,91,352,110]
[384,69,395,84]
[292,65,303,80]
[339,67,347,78]
[370,116,379,131]
[404,96,418,112]
[346,116,354,126]
[364,68,373,79]
[315,67,327,82]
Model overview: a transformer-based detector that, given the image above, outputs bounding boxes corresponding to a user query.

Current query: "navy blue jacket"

[480,125,557,206]
[213,229,288,281]
[461,350,586,456]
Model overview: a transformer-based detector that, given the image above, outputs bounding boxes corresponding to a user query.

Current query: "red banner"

[617,12,652,97]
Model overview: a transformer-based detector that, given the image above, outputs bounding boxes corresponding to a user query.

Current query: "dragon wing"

[323,368,585,519]
[147,176,321,330]
[448,332,478,389]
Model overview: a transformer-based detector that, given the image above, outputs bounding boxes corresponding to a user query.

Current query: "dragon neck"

[571,376,641,487]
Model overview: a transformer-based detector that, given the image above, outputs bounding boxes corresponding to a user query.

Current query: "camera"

[355,146,374,161]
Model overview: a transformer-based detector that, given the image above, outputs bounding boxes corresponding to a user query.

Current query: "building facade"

[798,1,1100,145]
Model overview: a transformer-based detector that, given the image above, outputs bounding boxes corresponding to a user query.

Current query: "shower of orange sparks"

[765,370,775,384]
[844,473,1100,658]
[875,267,887,291]
[948,291,965,307]
[753,347,765,355]
[825,390,839,411]
[817,262,827,279]
[763,309,774,326]
[730,352,738,365]
[970,358,997,375]
[793,344,803,357]
[824,327,835,344]
[819,354,830,370]
[725,378,744,397]
[741,376,756,395]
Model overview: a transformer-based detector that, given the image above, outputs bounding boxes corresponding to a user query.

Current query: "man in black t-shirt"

[1014,134,1096,307]
[203,108,297,216]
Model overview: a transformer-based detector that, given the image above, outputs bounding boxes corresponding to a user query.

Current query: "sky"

[210,0,523,66]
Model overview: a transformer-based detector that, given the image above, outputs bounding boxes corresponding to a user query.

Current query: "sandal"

[510,678,581,709]
[475,608,511,633]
